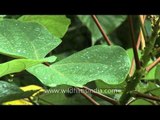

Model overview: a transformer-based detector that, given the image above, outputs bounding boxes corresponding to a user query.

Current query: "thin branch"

[129,15,146,76]
[126,97,157,105]
[139,15,148,43]
[75,88,100,105]
[146,57,160,72]
[131,91,160,102]
[126,98,136,105]
[91,15,112,45]
[139,15,147,49]
[129,33,141,76]
[82,86,119,105]
[128,15,141,70]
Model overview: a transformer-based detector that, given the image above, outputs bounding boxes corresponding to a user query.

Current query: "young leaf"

[28,45,131,87]
[0,81,37,103]
[0,19,61,59]
[18,15,71,38]
[78,15,127,44]
[0,58,55,77]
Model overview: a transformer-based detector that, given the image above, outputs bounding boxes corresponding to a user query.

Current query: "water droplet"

[87,56,90,59]
[2,84,7,88]
[97,67,100,70]
[8,79,13,82]
[89,74,93,77]
[35,28,40,32]
[50,83,56,87]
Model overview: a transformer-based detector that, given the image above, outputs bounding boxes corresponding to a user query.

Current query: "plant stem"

[75,88,100,105]
[139,15,148,44]
[146,57,160,72]
[91,15,112,45]
[129,15,146,76]
[131,91,160,102]
[141,17,160,67]
[120,16,160,105]
[128,15,141,70]
[129,31,141,76]
[83,86,119,105]
[119,69,144,104]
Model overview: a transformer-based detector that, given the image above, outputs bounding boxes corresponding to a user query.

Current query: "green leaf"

[0,19,61,59]
[28,45,131,87]
[95,80,125,94]
[0,81,37,103]
[18,15,71,38]
[155,64,160,80]
[38,85,92,105]
[78,15,127,44]
[0,58,57,77]
[130,99,152,105]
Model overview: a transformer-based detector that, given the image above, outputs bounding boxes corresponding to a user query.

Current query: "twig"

[146,57,160,72]
[139,15,147,49]
[82,86,119,105]
[91,15,112,45]
[131,91,160,102]
[129,15,146,76]
[128,15,141,70]
[126,98,136,105]
[75,88,100,105]
[129,33,141,76]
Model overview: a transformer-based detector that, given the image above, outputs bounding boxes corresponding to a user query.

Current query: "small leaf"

[0,19,61,59]
[0,58,56,77]
[0,81,37,103]
[155,64,160,80]
[18,15,71,38]
[28,45,131,87]
[78,15,127,44]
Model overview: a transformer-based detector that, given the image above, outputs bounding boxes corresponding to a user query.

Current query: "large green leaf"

[0,56,57,77]
[28,45,131,87]
[18,15,71,38]
[78,15,127,44]
[0,81,37,103]
[0,19,61,59]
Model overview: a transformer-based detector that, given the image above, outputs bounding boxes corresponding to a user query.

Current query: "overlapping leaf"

[0,56,56,77]
[78,15,127,44]
[28,45,131,87]
[0,19,61,59]
[18,15,71,38]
